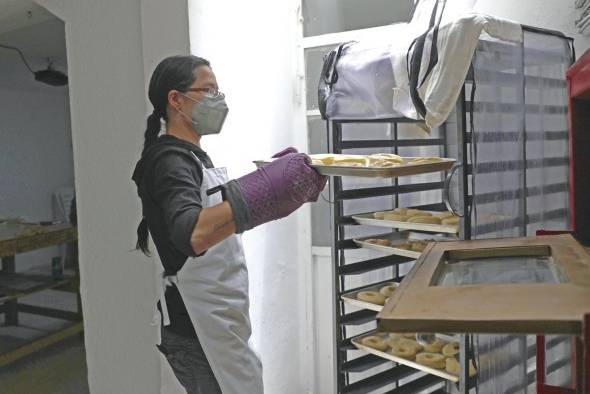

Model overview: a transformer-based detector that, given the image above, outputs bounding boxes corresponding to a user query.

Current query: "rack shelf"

[0,223,81,367]
[0,273,76,303]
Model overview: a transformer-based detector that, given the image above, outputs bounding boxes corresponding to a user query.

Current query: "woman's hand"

[224,148,327,233]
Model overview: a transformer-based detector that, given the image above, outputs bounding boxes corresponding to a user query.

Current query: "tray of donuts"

[353,232,451,259]
[352,208,460,235]
[340,282,398,312]
[254,154,455,178]
[351,331,477,382]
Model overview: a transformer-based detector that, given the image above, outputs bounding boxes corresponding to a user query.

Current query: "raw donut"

[410,241,428,252]
[409,157,443,164]
[387,337,423,352]
[407,216,442,224]
[442,342,460,358]
[445,357,477,377]
[393,207,408,215]
[388,333,404,341]
[434,211,455,219]
[310,154,368,166]
[441,216,460,225]
[365,238,391,247]
[416,352,446,369]
[423,338,446,353]
[379,284,397,298]
[389,343,417,360]
[357,291,386,305]
[406,209,432,217]
[383,213,408,222]
[373,211,388,219]
[361,335,388,351]
[368,154,404,167]
[368,153,403,163]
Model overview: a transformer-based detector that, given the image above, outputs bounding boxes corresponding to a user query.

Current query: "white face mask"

[179,92,229,135]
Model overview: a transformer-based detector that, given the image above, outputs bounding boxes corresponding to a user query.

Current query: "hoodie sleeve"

[152,152,203,257]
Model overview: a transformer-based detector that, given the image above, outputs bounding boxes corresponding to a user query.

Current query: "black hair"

[136,55,210,255]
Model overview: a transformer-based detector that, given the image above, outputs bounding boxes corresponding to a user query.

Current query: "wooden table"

[0,222,82,367]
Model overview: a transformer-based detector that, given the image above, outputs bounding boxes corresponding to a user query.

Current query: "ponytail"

[136,217,150,256]
[136,110,162,255]
[142,110,162,154]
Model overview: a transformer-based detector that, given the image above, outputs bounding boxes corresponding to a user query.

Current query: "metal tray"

[352,212,460,235]
[253,157,455,178]
[341,281,399,312]
[353,233,451,259]
[351,331,461,382]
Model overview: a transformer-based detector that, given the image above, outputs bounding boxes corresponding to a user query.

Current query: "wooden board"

[378,235,590,335]
[0,322,83,368]
[353,212,459,234]
[341,282,399,312]
[0,223,77,257]
[351,331,460,382]
[253,157,455,178]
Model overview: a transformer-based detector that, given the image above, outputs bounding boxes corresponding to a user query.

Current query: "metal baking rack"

[325,26,574,394]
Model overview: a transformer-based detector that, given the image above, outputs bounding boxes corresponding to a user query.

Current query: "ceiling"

[0,1,67,92]
[0,1,56,36]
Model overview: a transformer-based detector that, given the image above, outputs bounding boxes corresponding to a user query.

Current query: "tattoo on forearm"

[212,220,233,232]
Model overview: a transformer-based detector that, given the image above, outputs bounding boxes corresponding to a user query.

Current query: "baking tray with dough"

[353,232,451,259]
[351,331,470,382]
[340,281,399,312]
[353,211,460,234]
[253,155,455,178]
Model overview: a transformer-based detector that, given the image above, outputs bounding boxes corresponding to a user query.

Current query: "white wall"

[187,1,312,393]
[34,0,190,393]
[473,0,590,55]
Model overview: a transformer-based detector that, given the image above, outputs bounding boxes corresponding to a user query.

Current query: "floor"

[0,335,89,394]
[0,285,89,394]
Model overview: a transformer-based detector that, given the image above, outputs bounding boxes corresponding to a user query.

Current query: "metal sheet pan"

[353,233,452,259]
[353,212,460,234]
[253,157,455,178]
[341,281,399,312]
[351,331,461,382]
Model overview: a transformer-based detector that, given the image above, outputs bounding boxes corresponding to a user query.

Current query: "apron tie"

[151,274,178,327]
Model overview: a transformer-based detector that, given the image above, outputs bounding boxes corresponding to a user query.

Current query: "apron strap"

[152,275,178,327]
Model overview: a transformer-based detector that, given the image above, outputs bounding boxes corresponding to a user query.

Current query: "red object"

[567,50,590,245]
[536,230,574,236]
[584,313,590,394]
[535,231,589,394]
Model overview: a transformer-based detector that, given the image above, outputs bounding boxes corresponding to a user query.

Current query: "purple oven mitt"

[221,147,327,233]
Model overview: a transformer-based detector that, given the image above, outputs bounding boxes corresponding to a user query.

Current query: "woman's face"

[168,65,219,120]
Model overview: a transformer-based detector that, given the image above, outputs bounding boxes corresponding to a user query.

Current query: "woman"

[132,55,326,394]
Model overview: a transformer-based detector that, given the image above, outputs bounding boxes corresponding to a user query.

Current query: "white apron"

[156,154,263,394]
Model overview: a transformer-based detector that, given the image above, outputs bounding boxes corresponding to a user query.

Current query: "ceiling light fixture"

[0,43,68,86]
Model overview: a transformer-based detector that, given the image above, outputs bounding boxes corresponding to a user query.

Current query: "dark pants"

[158,327,222,394]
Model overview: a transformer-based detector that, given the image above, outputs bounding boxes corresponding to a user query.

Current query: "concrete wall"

[34,0,190,393]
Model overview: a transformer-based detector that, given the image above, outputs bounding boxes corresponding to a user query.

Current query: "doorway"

[0,2,88,393]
